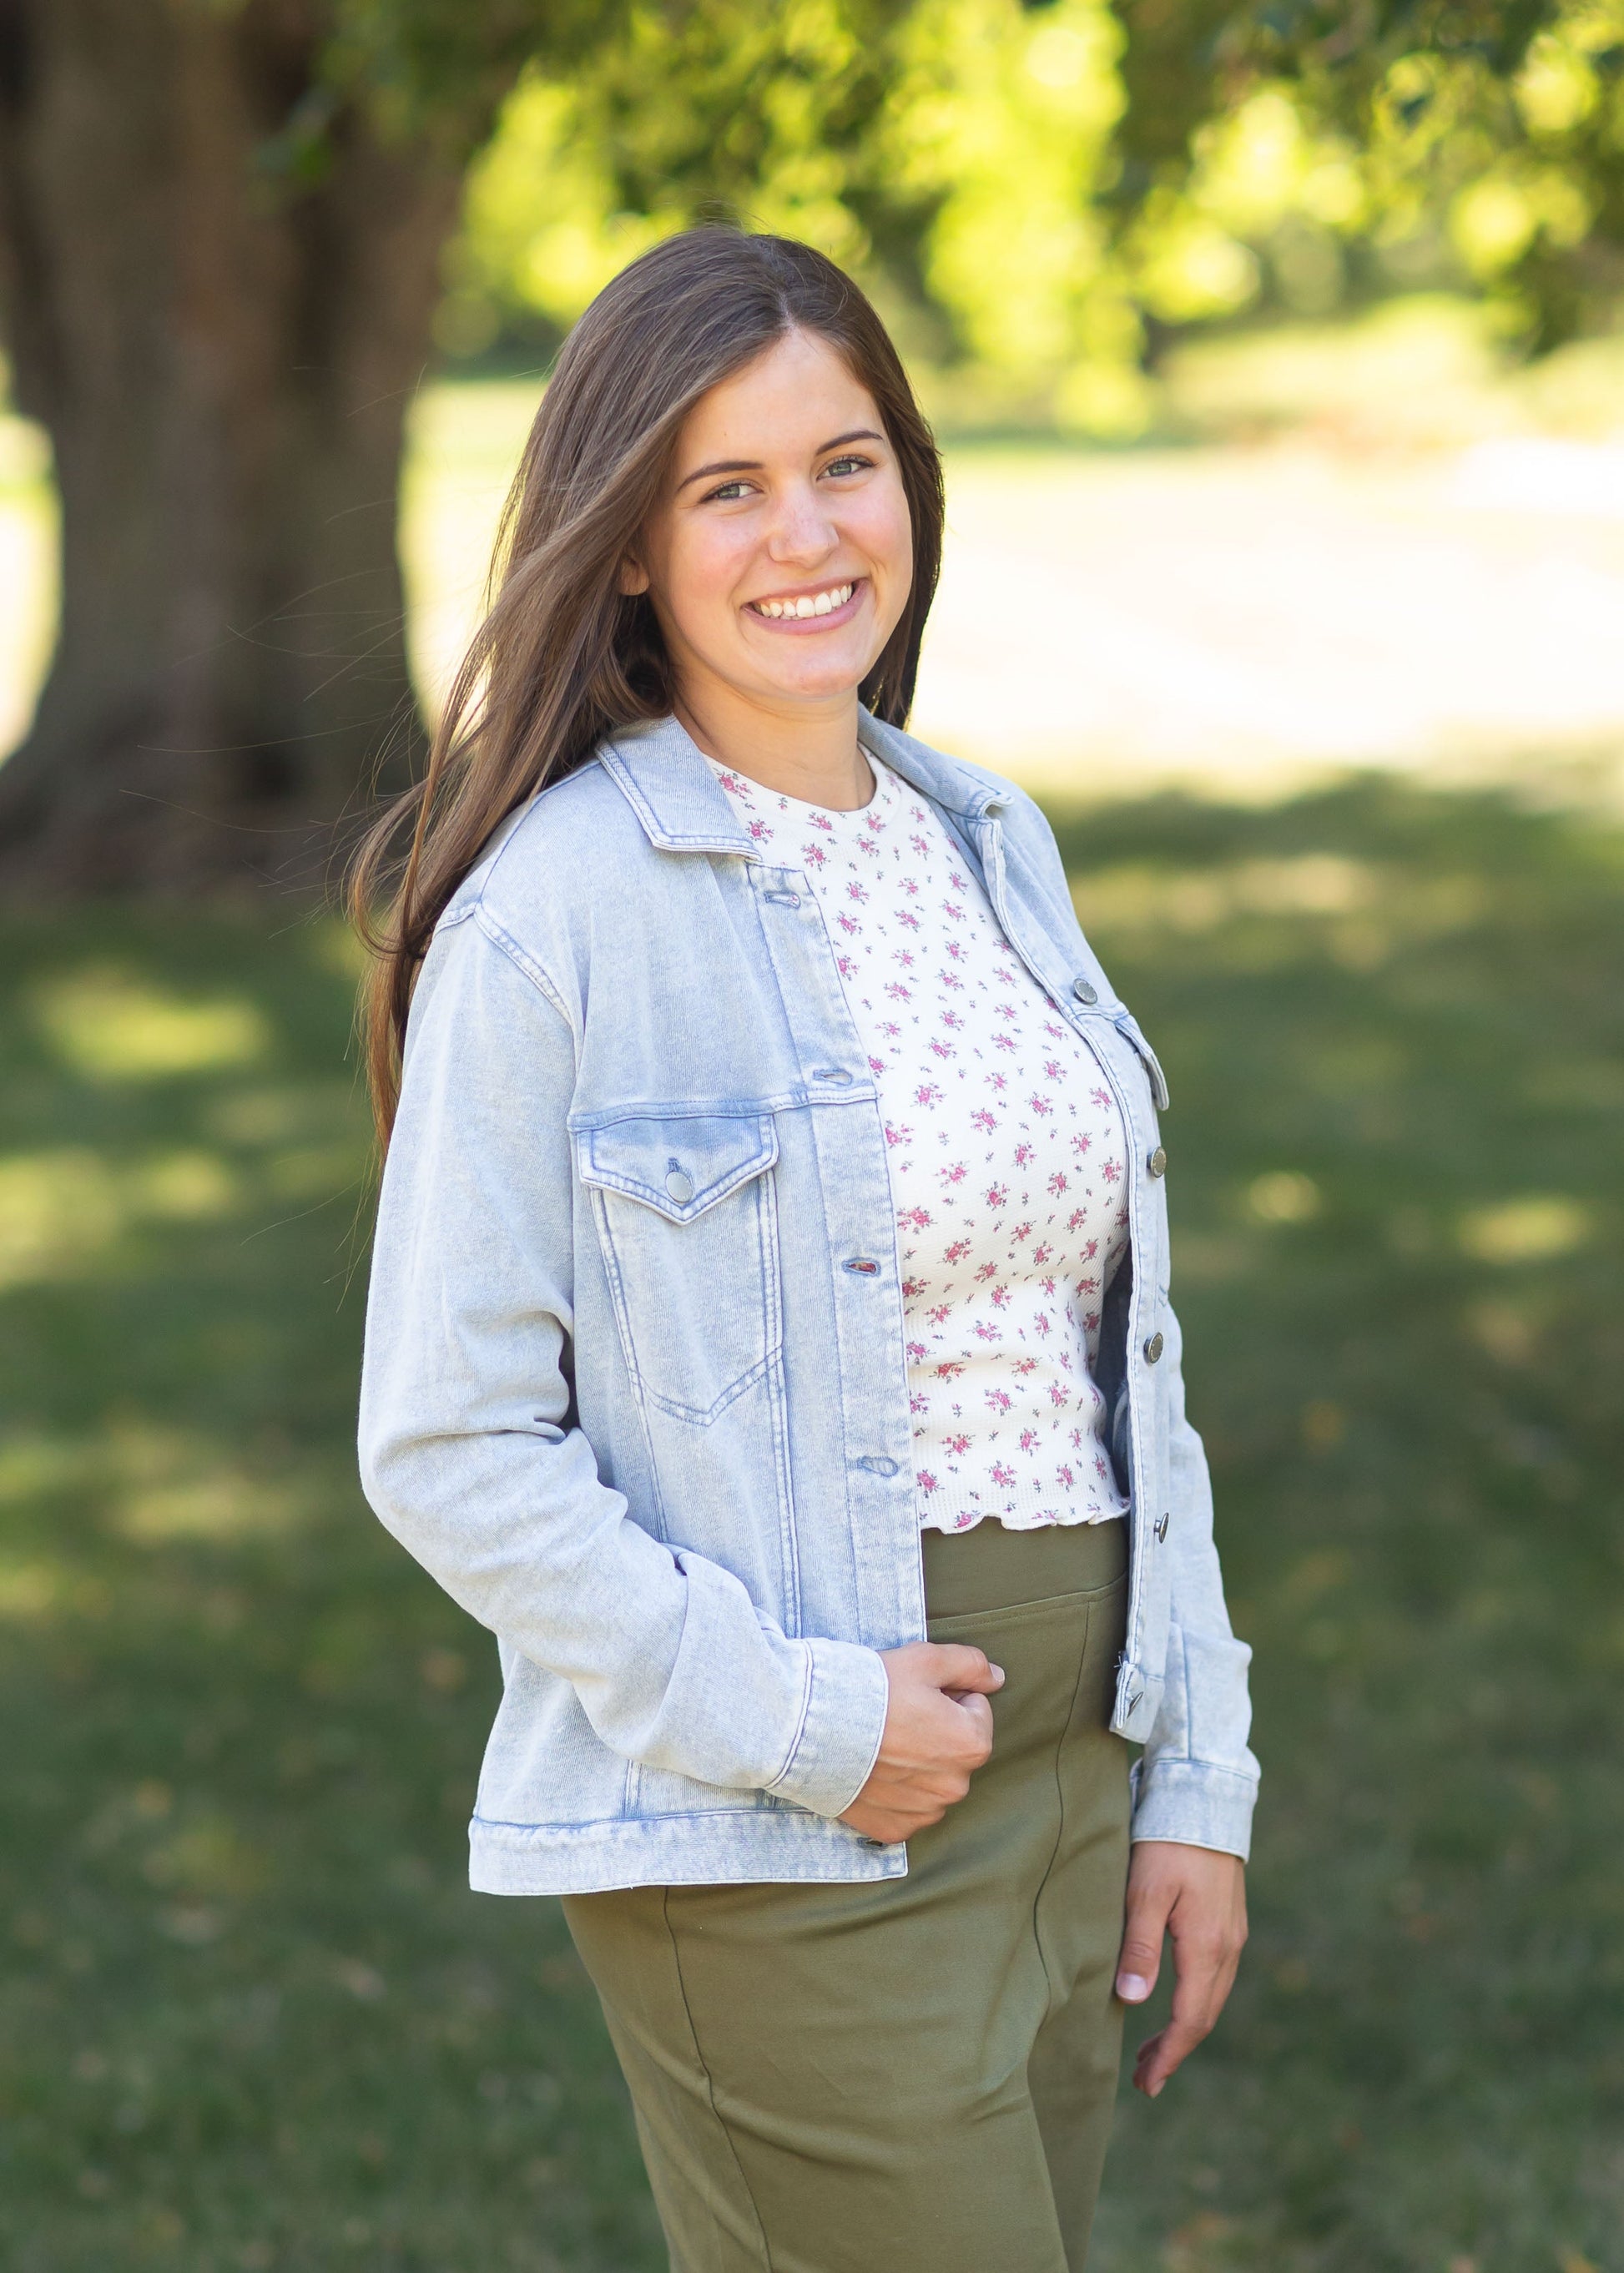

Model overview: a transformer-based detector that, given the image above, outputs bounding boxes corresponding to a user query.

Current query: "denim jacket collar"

[598,709,1010,859]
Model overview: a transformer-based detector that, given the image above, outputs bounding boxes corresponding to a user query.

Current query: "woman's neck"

[673,685,873,812]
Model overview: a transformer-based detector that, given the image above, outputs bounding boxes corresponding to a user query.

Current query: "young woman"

[353,229,1257,2273]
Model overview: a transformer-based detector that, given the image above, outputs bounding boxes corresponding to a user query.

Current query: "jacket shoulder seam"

[471,905,577,1036]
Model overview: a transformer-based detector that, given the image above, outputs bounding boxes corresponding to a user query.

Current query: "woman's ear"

[618,556,651,597]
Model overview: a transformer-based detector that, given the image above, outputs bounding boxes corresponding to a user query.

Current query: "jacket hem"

[468,1807,910,1896]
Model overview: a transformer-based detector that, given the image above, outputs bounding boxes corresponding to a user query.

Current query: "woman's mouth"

[745,580,862,627]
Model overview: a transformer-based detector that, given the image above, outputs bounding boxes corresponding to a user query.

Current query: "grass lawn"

[1,777,1620,2273]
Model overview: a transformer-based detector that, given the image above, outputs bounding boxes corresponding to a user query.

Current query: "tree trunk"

[0,0,472,891]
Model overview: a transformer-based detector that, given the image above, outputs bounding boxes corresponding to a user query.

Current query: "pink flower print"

[990,1285,1011,1309]
[985,1389,1012,1414]
[990,1461,1016,1489]
[1042,1276,1059,1297]
[881,1021,901,1038]
[1066,1209,1086,1232]
[1032,1242,1053,1268]
[1012,1357,1038,1377]
[899,1205,933,1231]
[884,1121,913,1148]
[1100,1159,1122,1183]
[985,1183,1008,1208]
[947,1433,971,1456]
[1083,1310,1101,1333]
[748,818,774,842]
[990,1072,1009,1091]
[1011,1222,1033,1244]
[1044,1022,1066,1041]
[1094,1454,1111,1480]
[934,1362,965,1381]
[974,1262,999,1283]
[910,835,931,856]
[905,1339,927,1362]
[1069,1426,1085,1449]
[1091,1088,1112,1110]
[927,1303,951,1326]
[914,1082,943,1108]
[1071,1134,1093,1157]
[884,982,912,1004]
[948,870,967,892]
[1035,1312,1052,1339]
[900,877,920,897]
[993,1034,1016,1054]
[944,1238,971,1263]
[971,1108,997,1134]
[1077,1274,1099,1295]
[1084,1238,1099,1260]
[838,956,857,980]
[1047,1383,1069,1408]
[941,1007,963,1029]
[867,1052,885,1072]
[902,1277,925,1299]
[1028,1092,1054,1117]
[1056,1463,1076,1489]
[836,913,860,935]
[995,1001,1019,1023]
[1047,1171,1069,1197]
[917,1470,940,1494]
[946,941,966,962]
[846,881,870,904]
[909,1391,929,1414]
[1013,1142,1034,1167]
[893,948,915,970]
[1044,1061,1064,1082]
[942,901,966,922]
[972,1321,1002,1343]
[809,810,835,833]
[719,770,749,795]
[1019,1429,1039,1453]
[928,1039,955,1061]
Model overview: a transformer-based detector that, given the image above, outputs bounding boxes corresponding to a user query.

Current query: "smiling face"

[624,327,915,731]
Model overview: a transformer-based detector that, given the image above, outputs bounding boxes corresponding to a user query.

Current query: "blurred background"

[2,4,1621,2268]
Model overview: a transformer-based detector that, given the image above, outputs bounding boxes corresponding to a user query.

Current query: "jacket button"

[1147,1147,1167,1177]
[1154,1510,1170,1542]
[1126,1689,1143,1714]
[764,889,801,909]
[1072,977,1098,1005]
[664,1167,694,1203]
[1143,1331,1164,1363]
[813,1067,853,1085]
[843,1257,880,1275]
[858,1455,899,1477]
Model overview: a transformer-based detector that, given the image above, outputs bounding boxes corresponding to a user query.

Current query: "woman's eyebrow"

[675,429,886,493]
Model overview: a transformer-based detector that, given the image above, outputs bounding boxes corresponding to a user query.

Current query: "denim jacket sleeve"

[356,907,891,1821]
[1129,1292,1259,1859]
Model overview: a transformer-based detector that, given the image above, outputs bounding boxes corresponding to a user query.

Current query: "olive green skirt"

[563,1515,1132,2273]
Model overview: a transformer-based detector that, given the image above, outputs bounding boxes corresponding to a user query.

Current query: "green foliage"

[3,753,1621,2265]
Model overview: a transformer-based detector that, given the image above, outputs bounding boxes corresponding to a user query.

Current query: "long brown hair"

[349,228,946,1142]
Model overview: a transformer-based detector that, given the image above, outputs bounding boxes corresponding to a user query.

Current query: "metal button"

[1154,1511,1170,1543]
[843,1257,880,1276]
[813,1067,853,1086]
[857,1455,900,1477]
[663,1167,694,1204]
[764,889,801,909]
[1072,977,1099,1005]
[1147,1147,1167,1178]
[1143,1331,1164,1363]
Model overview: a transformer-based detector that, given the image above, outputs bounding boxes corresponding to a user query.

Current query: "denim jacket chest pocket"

[576,1110,783,1425]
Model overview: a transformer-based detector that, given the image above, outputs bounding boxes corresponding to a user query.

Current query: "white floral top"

[707,748,1131,1534]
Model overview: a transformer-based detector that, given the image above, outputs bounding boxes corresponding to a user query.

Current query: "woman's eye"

[704,480,754,503]
[822,455,873,480]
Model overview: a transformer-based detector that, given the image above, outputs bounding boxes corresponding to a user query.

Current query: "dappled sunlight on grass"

[32,967,272,1082]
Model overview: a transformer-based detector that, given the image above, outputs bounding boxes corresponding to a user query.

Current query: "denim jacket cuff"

[769,1637,890,1819]
[1129,1756,1257,1862]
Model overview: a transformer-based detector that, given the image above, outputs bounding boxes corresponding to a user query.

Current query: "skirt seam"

[1030,1600,1097,2031]
[659,1886,778,2273]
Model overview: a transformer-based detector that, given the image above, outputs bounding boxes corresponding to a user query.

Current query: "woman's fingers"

[1119,1842,1248,2097]
[915,1640,1006,1694]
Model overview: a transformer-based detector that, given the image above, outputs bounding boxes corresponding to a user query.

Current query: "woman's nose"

[764,486,839,562]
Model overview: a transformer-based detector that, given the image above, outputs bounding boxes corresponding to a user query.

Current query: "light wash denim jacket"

[358,712,1259,1894]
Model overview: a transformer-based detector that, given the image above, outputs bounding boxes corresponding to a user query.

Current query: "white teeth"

[754,582,853,621]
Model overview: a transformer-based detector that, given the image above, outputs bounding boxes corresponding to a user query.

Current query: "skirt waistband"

[922,1515,1128,1622]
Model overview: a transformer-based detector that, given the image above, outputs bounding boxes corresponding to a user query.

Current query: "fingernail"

[991,1664,1005,1686]
[1116,1973,1150,2002]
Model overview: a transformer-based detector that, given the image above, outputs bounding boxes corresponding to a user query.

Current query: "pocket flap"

[1112,1011,1171,1112]
[579,1112,779,1224]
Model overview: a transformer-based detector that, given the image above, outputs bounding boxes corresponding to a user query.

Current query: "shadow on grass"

[1,774,1620,2271]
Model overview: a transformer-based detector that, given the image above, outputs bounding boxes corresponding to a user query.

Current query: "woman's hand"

[1115,1840,1248,2097]
[839,1642,1005,1843]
